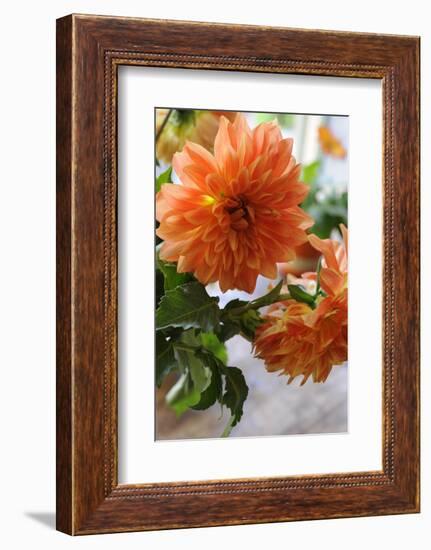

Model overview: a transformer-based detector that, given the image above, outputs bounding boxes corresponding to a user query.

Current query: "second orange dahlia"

[253,226,348,384]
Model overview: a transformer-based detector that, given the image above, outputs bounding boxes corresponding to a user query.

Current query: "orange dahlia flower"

[156,109,236,163]
[254,225,348,384]
[156,114,313,293]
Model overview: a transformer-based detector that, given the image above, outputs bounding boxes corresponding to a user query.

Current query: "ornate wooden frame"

[56,14,420,534]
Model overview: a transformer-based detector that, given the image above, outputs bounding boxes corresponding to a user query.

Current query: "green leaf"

[218,320,242,342]
[156,253,194,292]
[164,337,249,432]
[307,208,335,239]
[165,372,201,415]
[155,166,173,193]
[306,190,347,239]
[156,268,165,307]
[287,284,316,307]
[221,366,249,436]
[155,333,177,387]
[322,203,348,218]
[156,282,221,332]
[174,330,211,385]
[224,298,248,311]
[200,332,227,364]
[166,330,212,416]
[191,355,223,411]
[191,348,248,425]
[301,160,321,184]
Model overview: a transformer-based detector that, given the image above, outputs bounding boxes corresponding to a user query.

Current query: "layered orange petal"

[308,226,348,297]
[254,295,347,384]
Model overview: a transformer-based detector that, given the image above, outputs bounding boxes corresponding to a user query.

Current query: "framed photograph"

[56,14,420,534]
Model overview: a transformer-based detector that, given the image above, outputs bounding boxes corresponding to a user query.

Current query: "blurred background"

[155,109,348,440]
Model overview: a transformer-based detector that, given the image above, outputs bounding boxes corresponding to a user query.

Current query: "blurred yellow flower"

[156,109,236,163]
[318,126,347,159]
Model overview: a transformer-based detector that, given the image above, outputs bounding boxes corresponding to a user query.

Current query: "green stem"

[314,257,322,297]
[219,364,242,438]
[251,292,291,308]
[224,293,291,317]
[221,416,235,438]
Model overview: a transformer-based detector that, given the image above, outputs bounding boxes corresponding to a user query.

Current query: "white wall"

[0,1,428,548]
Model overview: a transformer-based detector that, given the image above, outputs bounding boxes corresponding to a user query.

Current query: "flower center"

[224,195,250,231]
